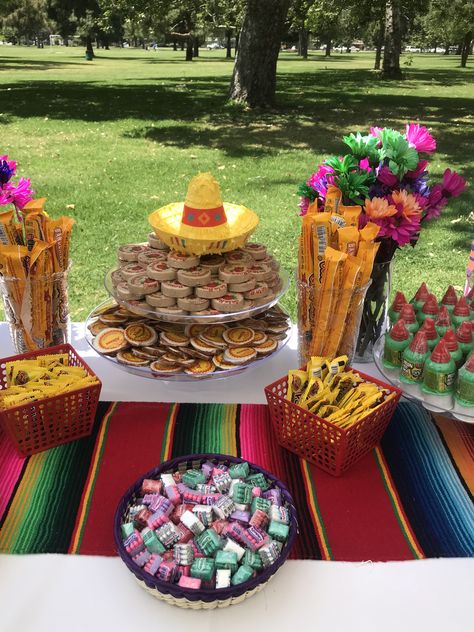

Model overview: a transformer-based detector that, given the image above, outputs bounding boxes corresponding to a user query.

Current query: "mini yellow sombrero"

[148,172,259,255]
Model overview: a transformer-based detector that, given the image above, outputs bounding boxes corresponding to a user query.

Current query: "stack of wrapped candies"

[120,460,291,590]
[383,282,474,416]
[0,198,74,351]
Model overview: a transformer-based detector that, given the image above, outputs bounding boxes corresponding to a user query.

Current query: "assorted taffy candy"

[285,355,396,428]
[383,282,474,415]
[120,459,292,590]
[0,352,99,411]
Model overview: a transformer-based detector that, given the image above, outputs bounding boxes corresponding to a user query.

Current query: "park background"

[0,0,472,321]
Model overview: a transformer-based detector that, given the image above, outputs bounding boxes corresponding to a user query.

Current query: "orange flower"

[364,197,397,219]
[391,190,421,222]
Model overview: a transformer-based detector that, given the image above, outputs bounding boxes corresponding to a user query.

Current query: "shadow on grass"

[0,69,472,165]
[0,56,85,71]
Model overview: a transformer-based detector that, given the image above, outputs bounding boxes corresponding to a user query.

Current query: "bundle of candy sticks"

[0,198,74,350]
[298,186,380,359]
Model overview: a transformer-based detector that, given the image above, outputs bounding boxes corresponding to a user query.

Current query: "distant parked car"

[207,42,224,50]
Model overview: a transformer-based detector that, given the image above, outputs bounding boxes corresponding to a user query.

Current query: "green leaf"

[297,182,318,201]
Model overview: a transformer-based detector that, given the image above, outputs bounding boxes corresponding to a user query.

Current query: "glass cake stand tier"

[85,299,292,382]
[104,268,290,325]
[373,335,474,424]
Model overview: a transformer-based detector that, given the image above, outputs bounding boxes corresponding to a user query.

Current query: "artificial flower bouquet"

[0,154,74,352]
[298,124,467,359]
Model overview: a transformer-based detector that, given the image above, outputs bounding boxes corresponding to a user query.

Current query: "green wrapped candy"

[267,520,290,542]
[195,528,222,556]
[229,462,250,479]
[251,497,271,514]
[190,557,215,582]
[215,550,238,573]
[232,482,253,505]
[243,549,263,570]
[245,472,270,491]
[231,564,254,586]
[182,469,206,489]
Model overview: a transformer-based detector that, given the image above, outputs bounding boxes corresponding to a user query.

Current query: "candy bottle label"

[456,379,474,403]
[400,358,424,382]
[383,345,403,366]
[424,368,456,393]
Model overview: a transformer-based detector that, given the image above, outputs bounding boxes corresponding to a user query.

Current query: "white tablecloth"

[0,323,472,632]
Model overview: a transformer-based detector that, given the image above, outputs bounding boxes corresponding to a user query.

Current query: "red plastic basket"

[264,368,402,476]
[0,344,102,457]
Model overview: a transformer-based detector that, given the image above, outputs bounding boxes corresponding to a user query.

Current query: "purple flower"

[405,159,429,180]
[0,156,16,186]
[378,165,398,187]
[441,169,466,198]
[405,123,436,153]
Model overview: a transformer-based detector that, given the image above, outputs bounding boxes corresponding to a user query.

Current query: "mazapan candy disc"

[93,328,128,355]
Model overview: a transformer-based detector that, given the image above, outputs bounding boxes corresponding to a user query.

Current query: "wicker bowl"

[114,453,297,609]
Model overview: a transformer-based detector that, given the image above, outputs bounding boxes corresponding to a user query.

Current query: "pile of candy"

[0,352,99,411]
[110,235,284,317]
[88,302,290,376]
[285,355,395,428]
[383,283,474,415]
[120,459,292,591]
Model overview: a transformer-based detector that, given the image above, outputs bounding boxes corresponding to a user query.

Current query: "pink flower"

[405,123,436,153]
[359,158,371,171]
[412,192,429,210]
[10,178,34,208]
[369,127,383,139]
[406,159,428,180]
[424,184,448,220]
[0,155,17,175]
[378,165,398,187]
[307,164,334,198]
[299,197,310,216]
[441,169,466,198]
[380,214,421,246]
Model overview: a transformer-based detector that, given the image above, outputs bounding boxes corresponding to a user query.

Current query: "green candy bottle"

[441,329,463,368]
[383,319,412,373]
[400,329,430,395]
[410,282,430,312]
[396,303,419,334]
[417,294,439,325]
[418,317,440,351]
[456,321,474,360]
[439,285,458,315]
[388,291,408,325]
[422,340,456,410]
[454,353,474,419]
[452,296,471,328]
[434,306,453,338]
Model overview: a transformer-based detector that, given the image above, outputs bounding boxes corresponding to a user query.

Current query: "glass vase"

[354,260,393,363]
[0,268,71,354]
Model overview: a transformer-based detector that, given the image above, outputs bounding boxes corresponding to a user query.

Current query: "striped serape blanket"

[0,401,473,560]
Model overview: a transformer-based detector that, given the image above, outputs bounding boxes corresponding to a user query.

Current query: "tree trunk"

[229,0,291,108]
[374,39,383,69]
[235,31,240,55]
[444,43,450,55]
[461,31,472,68]
[226,29,232,58]
[104,35,109,50]
[298,28,308,58]
[186,36,194,61]
[86,35,94,58]
[382,0,402,79]
[325,39,331,57]
[173,38,177,51]
[193,37,199,57]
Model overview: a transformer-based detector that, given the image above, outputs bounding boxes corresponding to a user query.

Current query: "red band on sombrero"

[182,204,227,228]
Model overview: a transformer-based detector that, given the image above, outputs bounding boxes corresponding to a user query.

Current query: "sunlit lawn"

[0,45,472,320]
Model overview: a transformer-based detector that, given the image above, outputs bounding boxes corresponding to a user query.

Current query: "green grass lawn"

[0,45,472,321]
